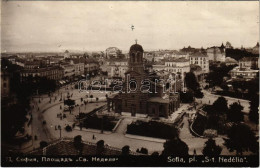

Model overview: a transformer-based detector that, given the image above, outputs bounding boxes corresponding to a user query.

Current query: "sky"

[1,1,259,52]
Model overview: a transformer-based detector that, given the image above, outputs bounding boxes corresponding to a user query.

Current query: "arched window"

[131,53,135,62]
[138,52,143,62]
[129,77,137,90]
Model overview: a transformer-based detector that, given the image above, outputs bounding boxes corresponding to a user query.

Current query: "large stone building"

[239,57,259,70]
[20,66,64,82]
[108,58,128,78]
[107,43,180,118]
[105,47,121,59]
[230,66,259,80]
[206,43,226,62]
[164,57,190,80]
[189,52,209,73]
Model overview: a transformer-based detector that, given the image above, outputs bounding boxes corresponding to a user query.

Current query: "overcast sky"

[1,1,259,52]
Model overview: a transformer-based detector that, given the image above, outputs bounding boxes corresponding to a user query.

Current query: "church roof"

[130,44,144,52]
[147,97,169,103]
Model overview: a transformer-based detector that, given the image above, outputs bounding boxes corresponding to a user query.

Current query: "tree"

[180,91,194,103]
[122,145,130,155]
[202,138,222,156]
[64,99,75,113]
[212,97,228,114]
[206,64,236,87]
[151,152,159,156]
[224,124,258,155]
[137,147,148,154]
[40,141,48,148]
[185,72,199,91]
[65,125,72,132]
[96,140,105,155]
[185,72,203,98]
[248,93,259,130]
[161,138,189,156]
[227,102,244,123]
[194,89,204,98]
[74,135,83,155]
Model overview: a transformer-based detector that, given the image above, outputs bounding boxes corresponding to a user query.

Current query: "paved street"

[197,90,250,113]
[18,85,254,155]
[179,116,231,155]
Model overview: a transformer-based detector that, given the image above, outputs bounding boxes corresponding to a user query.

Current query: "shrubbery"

[192,114,207,136]
[126,120,178,139]
[83,115,117,131]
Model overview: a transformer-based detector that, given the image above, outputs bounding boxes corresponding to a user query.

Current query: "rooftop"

[130,44,144,52]
[147,97,169,104]
[239,57,259,62]
[190,52,208,57]
[164,57,189,62]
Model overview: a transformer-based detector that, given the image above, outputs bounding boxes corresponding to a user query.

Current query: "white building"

[230,66,259,80]
[164,57,190,80]
[190,52,209,73]
[109,58,128,78]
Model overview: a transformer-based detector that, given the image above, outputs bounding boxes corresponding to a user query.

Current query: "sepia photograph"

[1,0,259,167]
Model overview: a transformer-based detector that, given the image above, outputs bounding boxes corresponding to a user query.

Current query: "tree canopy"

[161,138,189,156]
[184,72,203,98]
[227,102,244,123]
[224,124,258,155]
[202,138,222,156]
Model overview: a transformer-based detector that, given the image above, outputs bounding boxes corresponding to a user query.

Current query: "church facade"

[107,43,180,118]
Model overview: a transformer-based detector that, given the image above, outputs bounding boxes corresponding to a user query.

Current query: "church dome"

[130,44,144,52]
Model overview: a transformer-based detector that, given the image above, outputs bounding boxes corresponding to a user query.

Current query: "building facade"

[189,52,209,73]
[109,58,128,78]
[239,57,259,69]
[206,44,226,62]
[20,66,64,82]
[105,47,121,58]
[107,43,180,118]
[1,71,10,98]
[230,66,259,80]
[165,57,190,80]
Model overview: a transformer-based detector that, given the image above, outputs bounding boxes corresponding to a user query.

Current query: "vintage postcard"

[1,0,259,167]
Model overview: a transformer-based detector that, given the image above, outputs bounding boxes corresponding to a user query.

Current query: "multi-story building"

[84,58,100,76]
[60,63,75,80]
[109,58,128,78]
[20,66,64,82]
[230,66,259,80]
[164,57,190,80]
[206,43,226,62]
[152,62,165,72]
[153,54,164,62]
[105,47,121,58]
[24,61,41,69]
[1,71,10,98]
[190,52,209,73]
[239,57,259,69]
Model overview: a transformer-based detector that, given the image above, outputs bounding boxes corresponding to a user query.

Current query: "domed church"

[107,42,180,118]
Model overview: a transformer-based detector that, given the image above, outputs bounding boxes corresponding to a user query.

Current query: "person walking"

[193,149,197,155]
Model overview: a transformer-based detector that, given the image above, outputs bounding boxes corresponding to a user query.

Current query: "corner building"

[107,43,180,118]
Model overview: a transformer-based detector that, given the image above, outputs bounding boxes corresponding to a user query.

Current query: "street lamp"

[58,125,62,139]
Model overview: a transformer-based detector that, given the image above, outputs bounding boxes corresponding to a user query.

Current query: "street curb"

[125,134,166,143]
